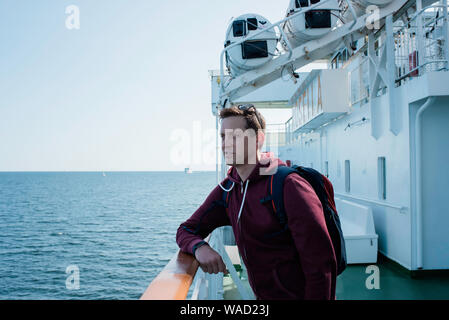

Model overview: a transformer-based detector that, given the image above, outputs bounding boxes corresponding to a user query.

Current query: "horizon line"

[0,170,218,173]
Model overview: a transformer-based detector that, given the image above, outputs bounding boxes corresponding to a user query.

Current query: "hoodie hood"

[226,151,287,183]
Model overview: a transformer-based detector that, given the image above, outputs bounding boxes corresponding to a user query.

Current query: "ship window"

[242,40,268,59]
[325,161,329,178]
[296,0,309,8]
[247,18,258,31]
[378,157,386,199]
[233,20,246,37]
[337,160,341,177]
[345,160,350,193]
[342,48,348,63]
[305,10,331,29]
[331,52,342,69]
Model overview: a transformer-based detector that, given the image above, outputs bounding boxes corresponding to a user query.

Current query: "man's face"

[220,116,260,166]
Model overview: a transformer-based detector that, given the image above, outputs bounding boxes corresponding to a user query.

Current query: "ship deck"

[222,253,449,300]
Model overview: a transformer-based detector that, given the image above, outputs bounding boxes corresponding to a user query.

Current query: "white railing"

[285,117,294,145]
[394,2,449,85]
[264,123,287,149]
[190,227,256,300]
[347,2,449,107]
[349,57,370,106]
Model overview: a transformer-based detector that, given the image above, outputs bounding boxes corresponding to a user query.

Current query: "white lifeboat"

[224,13,278,77]
[342,0,394,22]
[282,0,341,49]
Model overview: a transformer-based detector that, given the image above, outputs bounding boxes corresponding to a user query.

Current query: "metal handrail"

[404,3,448,25]
[140,249,200,300]
[140,234,213,300]
[395,60,448,82]
[334,192,408,214]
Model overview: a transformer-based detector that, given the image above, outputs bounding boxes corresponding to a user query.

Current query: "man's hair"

[219,104,266,132]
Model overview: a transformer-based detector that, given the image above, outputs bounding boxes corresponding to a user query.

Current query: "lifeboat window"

[311,0,320,4]
[241,40,268,59]
[305,10,331,29]
[295,0,309,8]
[233,20,246,37]
[247,18,258,31]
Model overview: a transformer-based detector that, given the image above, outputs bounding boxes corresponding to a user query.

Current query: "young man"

[176,104,337,300]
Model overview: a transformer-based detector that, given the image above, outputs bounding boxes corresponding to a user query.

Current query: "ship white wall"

[409,96,449,270]
[278,72,449,271]
[279,87,414,269]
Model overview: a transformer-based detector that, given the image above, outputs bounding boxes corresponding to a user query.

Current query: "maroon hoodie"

[176,152,337,300]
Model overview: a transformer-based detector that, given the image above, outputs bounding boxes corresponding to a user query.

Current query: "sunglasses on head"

[237,104,262,130]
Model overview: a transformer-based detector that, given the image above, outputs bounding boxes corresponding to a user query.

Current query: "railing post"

[207,228,224,300]
[443,0,449,68]
[416,0,425,75]
[216,115,219,185]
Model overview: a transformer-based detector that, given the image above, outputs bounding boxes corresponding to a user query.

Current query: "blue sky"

[0,0,293,171]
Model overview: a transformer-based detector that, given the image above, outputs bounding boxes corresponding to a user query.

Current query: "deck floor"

[223,254,449,300]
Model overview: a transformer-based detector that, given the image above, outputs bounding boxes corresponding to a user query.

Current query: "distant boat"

[184,168,192,174]
[102,172,106,177]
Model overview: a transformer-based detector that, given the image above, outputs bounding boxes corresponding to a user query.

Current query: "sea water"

[0,171,217,299]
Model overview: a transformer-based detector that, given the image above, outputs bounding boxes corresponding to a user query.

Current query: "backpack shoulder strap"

[260,166,297,230]
[271,166,298,223]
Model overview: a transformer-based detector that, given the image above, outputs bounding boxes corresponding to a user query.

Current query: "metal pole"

[443,0,449,68]
[216,114,219,184]
[344,0,358,29]
[415,96,436,269]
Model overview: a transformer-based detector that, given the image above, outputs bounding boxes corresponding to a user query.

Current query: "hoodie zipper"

[236,180,248,262]
[237,188,258,297]
[240,215,258,297]
[227,176,257,296]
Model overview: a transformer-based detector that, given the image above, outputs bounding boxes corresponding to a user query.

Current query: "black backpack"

[222,165,347,275]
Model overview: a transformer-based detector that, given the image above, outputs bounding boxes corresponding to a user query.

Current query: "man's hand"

[194,244,229,275]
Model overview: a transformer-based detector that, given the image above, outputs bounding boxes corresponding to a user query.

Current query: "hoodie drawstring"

[218,181,235,192]
[237,179,249,223]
